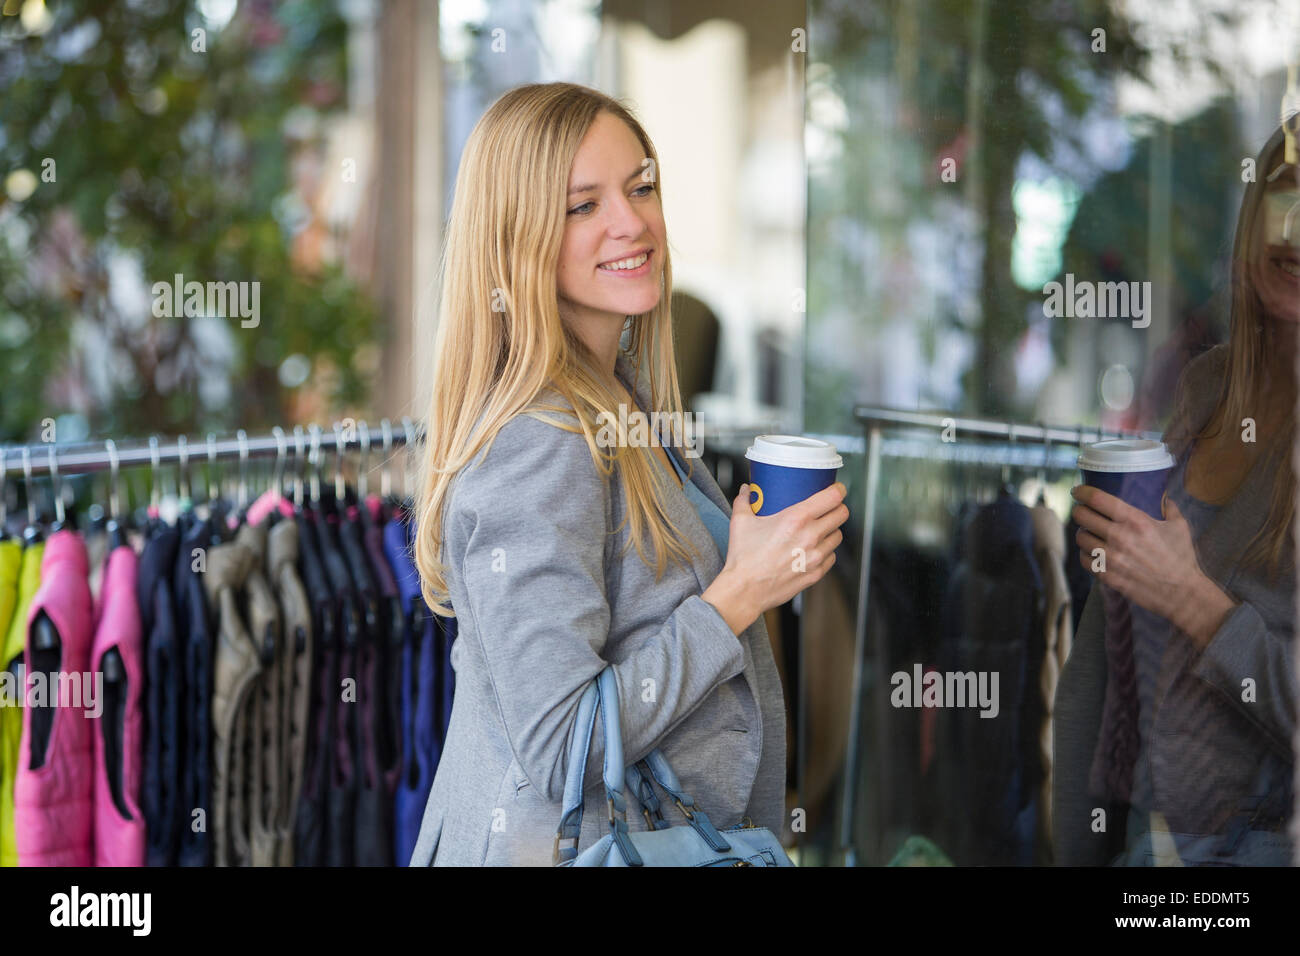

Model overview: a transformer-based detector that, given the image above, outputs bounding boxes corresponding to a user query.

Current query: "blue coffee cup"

[744,435,844,516]
[1077,439,1174,520]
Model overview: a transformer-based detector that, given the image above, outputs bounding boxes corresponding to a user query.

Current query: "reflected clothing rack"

[842,406,1160,865]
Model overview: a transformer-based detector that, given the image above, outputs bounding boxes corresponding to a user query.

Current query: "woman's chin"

[1261,294,1300,325]
[605,292,662,317]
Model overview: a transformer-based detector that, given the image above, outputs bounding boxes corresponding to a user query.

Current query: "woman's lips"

[1271,256,1300,283]
[597,249,652,277]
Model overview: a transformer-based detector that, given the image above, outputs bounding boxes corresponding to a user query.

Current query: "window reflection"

[811,0,1300,866]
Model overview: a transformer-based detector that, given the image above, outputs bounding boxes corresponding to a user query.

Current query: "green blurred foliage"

[0,0,378,444]
[807,0,1154,432]
[806,0,1277,435]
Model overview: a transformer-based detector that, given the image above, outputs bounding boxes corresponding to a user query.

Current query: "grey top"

[409,353,787,866]
[1054,346,1297,865]
[665,451,731,562]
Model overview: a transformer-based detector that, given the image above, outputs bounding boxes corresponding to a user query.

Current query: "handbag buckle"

[608,796,629,829]
[674,798,695,821]
[553,834,579,865]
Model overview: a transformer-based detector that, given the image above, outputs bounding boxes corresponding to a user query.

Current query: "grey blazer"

[409,353,787,866]
[1053,346,1298,864]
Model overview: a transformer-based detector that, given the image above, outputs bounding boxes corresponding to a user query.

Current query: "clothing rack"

[0,414,451,867]
[0,418,422,480]
[0,419,425,533]
[840,405,1162,866]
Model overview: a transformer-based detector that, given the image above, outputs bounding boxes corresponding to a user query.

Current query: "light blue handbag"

[553,667,793,867]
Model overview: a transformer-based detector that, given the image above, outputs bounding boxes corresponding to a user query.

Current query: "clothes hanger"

[175,433,193,532]
[205,432,226,546]
[308,424,327,517]
[0,447,9,542]
[264,426,287,527]
[400,417,416,510]
[145,436,163,536]
[380,419,402,517]
[333,420,352,515]
[292,425,307,517]
[45,444,67,536]
[233,429,251,529]
[178,434,191,508]
[357,420,376,524]
[19,448,40,547]
[28,445,64,655]
[246,427,276,669]
[1,447,25,687]
[104,439,126,552]
[999,422,1018,499]
[1036,424,1050,507]
[99,438,126,686]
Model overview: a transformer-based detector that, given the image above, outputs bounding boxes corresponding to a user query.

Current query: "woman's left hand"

[1071,484,1237,648]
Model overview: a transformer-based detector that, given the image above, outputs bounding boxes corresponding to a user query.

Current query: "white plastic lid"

[1077,438,1174,473]
[745,435,843,470]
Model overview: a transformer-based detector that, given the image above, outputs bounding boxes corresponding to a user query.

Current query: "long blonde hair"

[1179,125,1297,578]
[414,82,699,617]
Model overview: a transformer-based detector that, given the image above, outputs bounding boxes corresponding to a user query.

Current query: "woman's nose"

[605,193,647,237]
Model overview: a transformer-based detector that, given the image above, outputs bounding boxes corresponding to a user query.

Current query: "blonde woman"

[408,83,848,866]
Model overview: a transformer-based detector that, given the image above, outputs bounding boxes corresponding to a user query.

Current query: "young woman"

[407,83,848,866]
[1057,123,1299,865]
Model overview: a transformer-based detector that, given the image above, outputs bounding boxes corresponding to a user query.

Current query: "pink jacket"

[14,530,94,866]
[92,545,145,866]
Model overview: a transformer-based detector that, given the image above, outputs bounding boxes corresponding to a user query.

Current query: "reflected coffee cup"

[1077,438,1175,520]
[743,435,844,516]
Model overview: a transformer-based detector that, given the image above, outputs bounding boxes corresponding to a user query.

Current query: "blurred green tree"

[808,0,1157,426]
[0,0,377,444]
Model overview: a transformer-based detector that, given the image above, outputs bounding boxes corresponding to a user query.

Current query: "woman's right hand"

[701,482,849,635]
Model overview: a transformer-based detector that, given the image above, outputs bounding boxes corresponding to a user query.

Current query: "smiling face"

[556,111,666,344]
[1252,159,1300,326]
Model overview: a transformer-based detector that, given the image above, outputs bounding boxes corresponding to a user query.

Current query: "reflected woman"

[1057,123,1299,865]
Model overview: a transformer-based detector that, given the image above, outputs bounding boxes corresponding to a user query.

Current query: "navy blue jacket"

[138,522,181,867]
[174,511,213,867]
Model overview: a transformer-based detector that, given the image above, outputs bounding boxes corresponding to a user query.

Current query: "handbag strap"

[635,751,732,852]
[554,668,643,865]
[625,762,670,831]
[553,667,734,863]
[554,680,600,863]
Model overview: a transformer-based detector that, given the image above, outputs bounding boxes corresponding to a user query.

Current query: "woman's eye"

[633,184,655,197]
[567,201,594,216]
